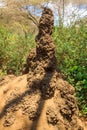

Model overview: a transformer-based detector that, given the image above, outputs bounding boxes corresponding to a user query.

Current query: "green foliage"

[0,26,35,77]
[53,24,87,116]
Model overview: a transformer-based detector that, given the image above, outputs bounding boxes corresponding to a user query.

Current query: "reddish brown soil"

[0,8,87,130]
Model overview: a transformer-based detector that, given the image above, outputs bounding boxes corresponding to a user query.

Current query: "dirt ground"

[0,74,87,130]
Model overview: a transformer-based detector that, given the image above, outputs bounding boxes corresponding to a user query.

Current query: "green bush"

[53,24,87,115]
[0,26,10,68]
[0,26,35,76]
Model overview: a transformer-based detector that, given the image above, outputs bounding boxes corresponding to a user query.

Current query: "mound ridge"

[0,8,86,130]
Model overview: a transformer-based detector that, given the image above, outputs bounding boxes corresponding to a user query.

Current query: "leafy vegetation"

[0,26,35,76]
[53,23,87,116]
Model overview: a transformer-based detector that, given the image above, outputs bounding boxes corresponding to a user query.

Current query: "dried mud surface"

[0,8,87,130]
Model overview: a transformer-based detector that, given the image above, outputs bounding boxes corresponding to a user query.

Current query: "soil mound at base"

[0,75,86,130]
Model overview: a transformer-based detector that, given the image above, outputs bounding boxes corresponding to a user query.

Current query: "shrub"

[53,24,87,115]
[0,26,35,77]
